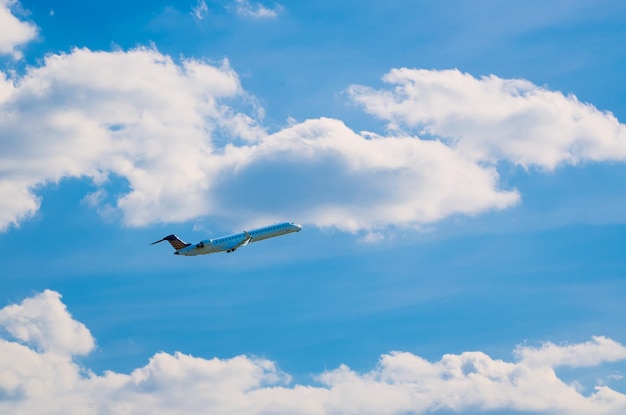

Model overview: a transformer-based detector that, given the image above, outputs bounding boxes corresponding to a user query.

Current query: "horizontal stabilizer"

[151,234,191,251]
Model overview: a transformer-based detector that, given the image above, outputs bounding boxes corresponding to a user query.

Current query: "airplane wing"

[241,231,252,246]
[224,231,252,253]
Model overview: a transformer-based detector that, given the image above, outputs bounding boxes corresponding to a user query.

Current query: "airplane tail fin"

[151,234,191,251]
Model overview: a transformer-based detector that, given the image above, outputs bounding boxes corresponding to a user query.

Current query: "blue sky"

[1,0,626,413]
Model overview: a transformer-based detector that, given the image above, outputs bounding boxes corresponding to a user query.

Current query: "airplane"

[151,222,302,256]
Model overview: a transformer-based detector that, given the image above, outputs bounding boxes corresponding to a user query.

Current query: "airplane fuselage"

[153,222,302,256]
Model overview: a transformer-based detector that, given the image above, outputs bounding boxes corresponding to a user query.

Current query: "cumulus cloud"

[0,47,253,230]
[214,118,518,231]
[1,290,626,414]
[1,49,625,233]
[0,0,37,59]
[348,68,626,169]
[515,336,626,368]
[0,48,519,232]
[0,289,94,355]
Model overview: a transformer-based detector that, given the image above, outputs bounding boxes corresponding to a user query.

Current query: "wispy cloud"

[234,0,283,19]
[191,0,208,20]
[1,290,626,414]
[0,0,38,59]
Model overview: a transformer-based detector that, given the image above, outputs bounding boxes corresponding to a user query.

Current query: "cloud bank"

[0,47,521,232]
[1,46,625,233]
[1,4,625,233]
[1,290,626,415]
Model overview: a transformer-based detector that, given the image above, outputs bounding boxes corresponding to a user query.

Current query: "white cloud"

[0,48,519,233]
[0,178,41,230]
[191,0,208,20]
[0,47,250,230]
[0,0,37,59]
[1,49,625,233]
[1,290,626,414]
[348,68,626,169]
[234,0,283,19]
[0,290,94,355]
[80,189,107,208]
[215,118,518,231]
[515,336,626,368]
[361,231,385,243]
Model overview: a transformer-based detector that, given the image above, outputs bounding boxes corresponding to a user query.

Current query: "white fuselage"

[175,222,302,256]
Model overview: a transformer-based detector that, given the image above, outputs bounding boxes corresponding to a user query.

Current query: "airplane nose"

[294,224,302,231]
